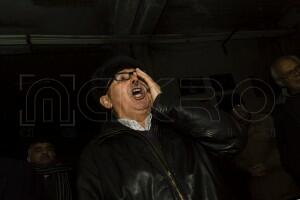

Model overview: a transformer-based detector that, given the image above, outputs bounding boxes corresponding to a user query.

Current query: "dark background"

[0,0,300,160]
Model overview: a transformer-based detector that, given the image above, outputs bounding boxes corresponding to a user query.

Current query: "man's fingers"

[136,68,161,101]
[136,68,158,89]
[136,68,160,89]
[136,68,153,84]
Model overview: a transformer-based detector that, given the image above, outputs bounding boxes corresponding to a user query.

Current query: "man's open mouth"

[131,86,146,100]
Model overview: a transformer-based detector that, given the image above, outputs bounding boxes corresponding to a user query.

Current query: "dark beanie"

[92,55,145,99]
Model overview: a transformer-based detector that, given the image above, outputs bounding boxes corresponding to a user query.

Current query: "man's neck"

[136,116,149,128]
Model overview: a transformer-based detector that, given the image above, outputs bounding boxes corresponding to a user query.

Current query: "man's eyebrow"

[117,70,136,74]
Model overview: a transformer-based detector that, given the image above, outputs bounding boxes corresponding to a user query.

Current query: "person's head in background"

[271,55,300,94]
[27,139,56,167]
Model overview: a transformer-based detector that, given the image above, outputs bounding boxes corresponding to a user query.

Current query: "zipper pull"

[167,171,185,200]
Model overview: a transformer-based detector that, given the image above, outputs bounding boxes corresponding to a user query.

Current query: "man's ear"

[100,95,112,109]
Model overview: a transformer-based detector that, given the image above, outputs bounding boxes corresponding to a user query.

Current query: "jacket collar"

[118,114,152,131]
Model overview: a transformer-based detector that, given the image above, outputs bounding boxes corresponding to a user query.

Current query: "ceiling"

[0,0,299,37]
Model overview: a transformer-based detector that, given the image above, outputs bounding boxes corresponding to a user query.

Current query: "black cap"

[92,55,145,99]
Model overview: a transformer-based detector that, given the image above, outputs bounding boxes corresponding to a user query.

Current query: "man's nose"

[131,72,139,83]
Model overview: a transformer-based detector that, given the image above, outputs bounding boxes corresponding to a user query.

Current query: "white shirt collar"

[118,114,152,131]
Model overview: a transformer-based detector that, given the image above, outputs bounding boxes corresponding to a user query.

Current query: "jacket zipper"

[134,132,185,200]
[99,129,185,200]
[167,171,185,200]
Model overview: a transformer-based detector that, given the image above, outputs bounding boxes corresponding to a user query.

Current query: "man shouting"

[77,56,245,200]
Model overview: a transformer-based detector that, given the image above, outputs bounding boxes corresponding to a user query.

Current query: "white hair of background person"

[270,55,300,87]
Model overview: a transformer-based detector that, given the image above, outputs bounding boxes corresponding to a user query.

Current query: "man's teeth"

[132,88,142,95]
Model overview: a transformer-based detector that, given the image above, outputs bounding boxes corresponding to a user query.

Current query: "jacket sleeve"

[152,93,246,157]
[77,144,104,200]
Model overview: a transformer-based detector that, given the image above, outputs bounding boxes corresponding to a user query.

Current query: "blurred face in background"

[28,142,56,167]
[274,58,300,93]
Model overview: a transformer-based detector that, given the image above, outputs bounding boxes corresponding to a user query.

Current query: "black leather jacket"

[273,93,300,184]
[77,94,245,200]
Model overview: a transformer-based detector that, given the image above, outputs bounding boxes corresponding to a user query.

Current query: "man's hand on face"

[136,68,161,102]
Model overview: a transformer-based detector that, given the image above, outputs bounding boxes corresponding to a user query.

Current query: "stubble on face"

[107,69,152,121]
[28,143,56,166]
